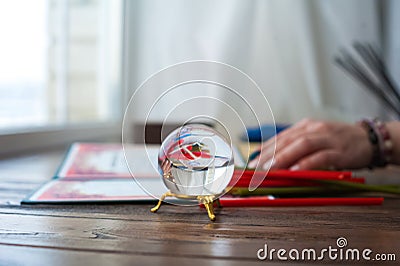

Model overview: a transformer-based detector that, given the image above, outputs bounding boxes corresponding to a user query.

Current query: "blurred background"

[0,0,399,155]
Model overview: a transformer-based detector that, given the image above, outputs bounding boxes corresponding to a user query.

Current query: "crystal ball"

[158,124,234,197]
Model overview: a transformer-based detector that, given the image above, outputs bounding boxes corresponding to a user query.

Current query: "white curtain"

[385,0,400,89]
[124,0,387,139]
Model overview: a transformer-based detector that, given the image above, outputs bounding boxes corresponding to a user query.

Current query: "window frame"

[0,0,128,156]
[0,122,121,157]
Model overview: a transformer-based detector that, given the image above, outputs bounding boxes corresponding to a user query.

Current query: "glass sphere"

[158,124,234,197]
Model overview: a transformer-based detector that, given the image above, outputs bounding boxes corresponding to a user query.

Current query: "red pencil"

[229,177,365,188]
[229,179,320,188]
[217,197,383,207]
[233,169,353,181]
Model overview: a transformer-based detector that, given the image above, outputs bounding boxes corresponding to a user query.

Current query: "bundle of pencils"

[215,169,400,207]
[229,169,359,189]
[228,169,400,196]
[334,42,400,117]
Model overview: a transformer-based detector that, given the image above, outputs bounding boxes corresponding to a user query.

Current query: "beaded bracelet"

[359,118,393,168]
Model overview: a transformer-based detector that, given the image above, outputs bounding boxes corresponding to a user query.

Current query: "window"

[0,0,122,131]
[0,0,123,154]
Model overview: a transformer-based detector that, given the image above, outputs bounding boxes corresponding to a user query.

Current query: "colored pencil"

[233,169,353,180]
[229,177,365,188]
[217,197,384,207]
[229,183,400,196]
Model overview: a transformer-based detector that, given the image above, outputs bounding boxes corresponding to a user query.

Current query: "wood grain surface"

[0,151,399,265]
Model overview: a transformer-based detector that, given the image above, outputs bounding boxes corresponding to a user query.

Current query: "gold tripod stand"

[151,191,221,221]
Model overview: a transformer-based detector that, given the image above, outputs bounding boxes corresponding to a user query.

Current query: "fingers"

[289,150,341,170]
[161,159,171,172]
[247,119,373,170]
[248,119,313,169]
[271,135,331,169]
[260,118,311,151]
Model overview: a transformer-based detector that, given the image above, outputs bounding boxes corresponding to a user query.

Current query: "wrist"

[355,122,374,167]
[385,122,399,164]
[358,118,393,168]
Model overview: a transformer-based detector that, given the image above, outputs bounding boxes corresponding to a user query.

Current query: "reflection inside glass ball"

[158,124,234,197]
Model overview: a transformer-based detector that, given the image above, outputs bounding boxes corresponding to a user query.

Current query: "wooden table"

[0,151,399,265]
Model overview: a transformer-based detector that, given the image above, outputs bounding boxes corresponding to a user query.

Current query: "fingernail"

[290,164,300,171]
[262,158,275,170]
[248,150,261,161]
[247,159,257,169]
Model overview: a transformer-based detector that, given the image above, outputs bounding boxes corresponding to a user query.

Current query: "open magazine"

[22,142,245,204]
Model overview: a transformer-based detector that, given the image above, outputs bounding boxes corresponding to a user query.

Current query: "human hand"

[247,119,373,170]
[161,159,173,180]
